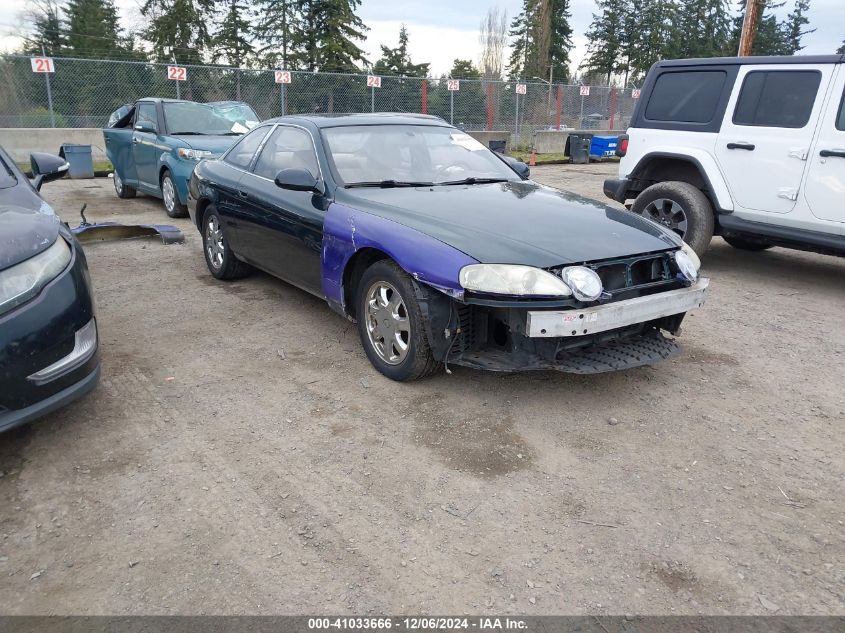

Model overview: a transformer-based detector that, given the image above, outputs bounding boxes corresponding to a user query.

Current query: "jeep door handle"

[819,149,845,159]
[727,142,755,151]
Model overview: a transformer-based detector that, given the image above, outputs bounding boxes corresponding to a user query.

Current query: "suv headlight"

[459,264,572,297]
[177,148,214,161]
[0,238,72,316]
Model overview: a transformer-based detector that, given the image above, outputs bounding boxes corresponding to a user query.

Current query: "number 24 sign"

[167,66,187,81]
[30,57,55,73]
[367,75,381,88]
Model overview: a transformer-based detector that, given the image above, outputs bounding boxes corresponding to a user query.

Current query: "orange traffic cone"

[529,149,537,167]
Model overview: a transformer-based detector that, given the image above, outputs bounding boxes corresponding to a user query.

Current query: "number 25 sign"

[167,66,187,81]
[30,57,55,73]
[447,79,460,91]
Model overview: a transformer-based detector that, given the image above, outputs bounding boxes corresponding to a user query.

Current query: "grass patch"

[16,160,113,177]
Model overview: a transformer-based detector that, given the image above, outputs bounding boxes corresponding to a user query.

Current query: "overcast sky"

[1,0,841,75]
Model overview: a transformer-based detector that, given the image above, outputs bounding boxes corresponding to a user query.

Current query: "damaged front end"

[413,251,709,375]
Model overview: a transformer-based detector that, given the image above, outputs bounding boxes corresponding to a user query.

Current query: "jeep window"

[644,71,727,123]
[733,70,821,128]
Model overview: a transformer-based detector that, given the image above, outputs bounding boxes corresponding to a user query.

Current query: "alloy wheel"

[364,281,410,365]
[113,171,122,194]
[205,216,224,270]
[163,175,176,212]
[642,197,688,238]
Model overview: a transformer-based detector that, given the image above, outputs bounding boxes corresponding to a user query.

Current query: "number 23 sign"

[167,66,187,81]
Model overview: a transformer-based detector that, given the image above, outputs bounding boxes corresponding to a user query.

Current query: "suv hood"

[339,181,681,268]
[0,204,61,271]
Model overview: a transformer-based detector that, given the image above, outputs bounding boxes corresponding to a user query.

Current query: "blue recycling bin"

[59,144,95,179]
[590,136,619,159]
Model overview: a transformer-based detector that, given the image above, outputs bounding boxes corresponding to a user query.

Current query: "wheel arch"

[342,247,391,320]
[626,151,733,214]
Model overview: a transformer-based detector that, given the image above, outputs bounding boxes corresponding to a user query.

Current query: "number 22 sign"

[30,57,55,73]
[167,66,187,81]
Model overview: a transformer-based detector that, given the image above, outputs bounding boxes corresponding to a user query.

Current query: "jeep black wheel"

[632,181,714,257]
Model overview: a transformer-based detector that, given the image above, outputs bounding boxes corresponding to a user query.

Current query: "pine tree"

[313,0,369,72]
[581,0,627,84]
[373,26,430,76]
[507,0,538,80]
[22,0,67,55]
[255,0,302,69]
[545,0,574,82]
[141,0,216,64]
[64,0,139,59]
[213,0,254,67]
[838,38,845,54]
[508,0,573,82]
[727,0,788,55]
[781,0,814,54]
[673,0,732,59]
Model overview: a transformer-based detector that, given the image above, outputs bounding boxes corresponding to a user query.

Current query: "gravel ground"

[0,163,842,615]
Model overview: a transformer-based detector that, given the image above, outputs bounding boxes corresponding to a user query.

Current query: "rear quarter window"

[733,70,821,128]
[645,71,727,123]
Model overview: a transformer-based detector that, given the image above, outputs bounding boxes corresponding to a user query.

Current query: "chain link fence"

[0,55,637,145]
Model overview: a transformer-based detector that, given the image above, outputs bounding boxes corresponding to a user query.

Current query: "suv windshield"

[163,102,259,136]
[322,124,517,186]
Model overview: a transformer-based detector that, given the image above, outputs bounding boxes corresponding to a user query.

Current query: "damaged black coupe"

[187,114,708,381]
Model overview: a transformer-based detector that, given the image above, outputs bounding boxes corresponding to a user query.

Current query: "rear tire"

[632,181,714,258]
[113,171,136,198]
[161,170,188,218]
[355,260,440,382]
[723,235,773,251]
[202,207,252,280]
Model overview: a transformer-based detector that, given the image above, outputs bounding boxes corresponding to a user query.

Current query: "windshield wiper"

[434,177,511,186]
[170,131,204,135]
[345,180,433,189]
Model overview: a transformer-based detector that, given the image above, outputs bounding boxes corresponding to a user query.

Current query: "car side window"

[644,71,727,123]
[836,87,845,131]
[733,70,821,128]
[224,126,270,170]
[253,126,319,180]
[135,103,157,131]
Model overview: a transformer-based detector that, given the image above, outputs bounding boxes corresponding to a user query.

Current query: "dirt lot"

[0,163,842,615]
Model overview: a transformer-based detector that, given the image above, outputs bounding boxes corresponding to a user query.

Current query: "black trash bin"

[567,133,593,164]
[488,139,507,154]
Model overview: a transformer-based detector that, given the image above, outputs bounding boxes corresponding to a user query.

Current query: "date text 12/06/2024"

[307,617,528,630]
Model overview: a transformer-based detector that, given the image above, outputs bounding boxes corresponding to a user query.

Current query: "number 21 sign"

[30,57,55,73]
[167,66,187,81]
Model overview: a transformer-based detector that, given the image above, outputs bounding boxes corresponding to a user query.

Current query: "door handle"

[132,138,140,144]
[238,190,249,198]
[726,142,755,151]
[819,149,845,159]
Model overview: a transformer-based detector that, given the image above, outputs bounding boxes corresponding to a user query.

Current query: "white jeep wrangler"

[604,54,845,257]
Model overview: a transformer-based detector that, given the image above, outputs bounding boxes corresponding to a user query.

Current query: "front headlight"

[459,264,572,297]
[675,243,700,283]
[560,265,604,301]
[0,238,72,316]
[177,148,214,161]
[680,242,701,272]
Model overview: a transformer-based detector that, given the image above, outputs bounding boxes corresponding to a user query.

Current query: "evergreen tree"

[781,0,814,54]
[141,0,216,64]
[545,0,574,81]
[581,0,627,84]
[507,0,538,79]
[313,0,369,72]
[672,0,732,59]
[627,0,677,79]
[838,38,845,55]
[255,0,301,69]
[22,0,67,55]
[507,0,573,82]
[727,0,787,55]
[64,0,142,59]
[373,26,429,76]
[213,0,254,67]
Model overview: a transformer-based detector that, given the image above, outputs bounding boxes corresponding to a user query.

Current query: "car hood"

[170,135,241,155]
[337,181,681,268]
[0,204,61,271]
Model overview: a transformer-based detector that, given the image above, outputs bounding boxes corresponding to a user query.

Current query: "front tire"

[723,235,773,251]
[202,208,251,280]
[355,260,440,382]
[161,170,188,218]
[113,170,136,198]
[632,181,714,257]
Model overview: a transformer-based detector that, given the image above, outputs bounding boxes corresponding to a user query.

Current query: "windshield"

[163,102,259,136]
[321,124,517,186]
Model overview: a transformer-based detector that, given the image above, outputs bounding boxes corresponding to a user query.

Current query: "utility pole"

[738,0,762,56]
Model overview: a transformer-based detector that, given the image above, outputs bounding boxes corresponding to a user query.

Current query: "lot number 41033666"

[30,57,55,73]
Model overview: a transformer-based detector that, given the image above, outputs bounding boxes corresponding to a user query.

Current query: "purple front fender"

[321,202,478,315]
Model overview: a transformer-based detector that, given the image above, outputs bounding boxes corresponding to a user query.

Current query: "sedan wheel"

[355,260,440,381]
[364,280,411,365]
[205,215,225,271]
[161,171,187,218]
[201,208,251,280]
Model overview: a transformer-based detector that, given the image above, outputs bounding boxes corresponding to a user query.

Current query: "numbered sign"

[579,85,590,96]
[30,57,55,73]
[447,79,460,91]
[515,83,527,95]
[167,66,187,81]
[367,75,381,88]
[632,88,641,99]
[274,70,292,84]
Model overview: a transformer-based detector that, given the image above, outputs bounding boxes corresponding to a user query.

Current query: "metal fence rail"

[0,55,637,143]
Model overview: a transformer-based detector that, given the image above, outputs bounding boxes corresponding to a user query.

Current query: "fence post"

[486,82,493,131]
[514,91,519,142]
[280,81,286,116]
[555,85,562,130]
[449,83,454,124]
[609,87,617,130]
[371,86,374,113]
[41,45,56,128]
[421,79,427,114]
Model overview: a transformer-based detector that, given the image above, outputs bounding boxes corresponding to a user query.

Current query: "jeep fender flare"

[625,149,734,213]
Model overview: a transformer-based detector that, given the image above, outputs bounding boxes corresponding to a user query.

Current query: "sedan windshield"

[164,102,259,136]
[321,124,517,186]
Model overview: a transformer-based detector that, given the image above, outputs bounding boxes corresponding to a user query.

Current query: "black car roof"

[656,54,843,68]
[262,113,451,128]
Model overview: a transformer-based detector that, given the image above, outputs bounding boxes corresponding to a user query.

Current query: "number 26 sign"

[167,66,187,81]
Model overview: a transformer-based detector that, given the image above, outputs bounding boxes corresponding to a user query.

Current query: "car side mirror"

[274,168,322,194]
[30,152,69,191]
[501,155,530,179]
[134,120,156,134]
